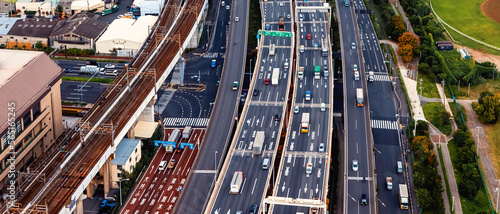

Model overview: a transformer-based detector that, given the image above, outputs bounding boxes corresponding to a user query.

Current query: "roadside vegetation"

[417,74,439,98]
[422,102,451,135]
[407,120,445,213]
[62,76,115,84]
[436,145,453,213]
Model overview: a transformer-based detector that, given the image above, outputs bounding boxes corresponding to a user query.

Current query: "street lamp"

[119,178,130,206]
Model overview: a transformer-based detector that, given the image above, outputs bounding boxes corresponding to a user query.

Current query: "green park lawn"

[422,102,452,135]
[431,0,500,54]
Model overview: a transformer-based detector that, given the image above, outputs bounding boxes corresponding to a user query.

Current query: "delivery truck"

[253,131,265,155]
[356,88,364,107]
[230,171,244,194]
[272,68,279,86]
[298,67,304,79]
[399,184,409,209]
[301,113,310,133]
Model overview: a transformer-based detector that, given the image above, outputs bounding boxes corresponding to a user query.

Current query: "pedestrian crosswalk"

[202,52,220,58]
[370,119,398,130]
[163,117,209,127]
[373,74,390,82]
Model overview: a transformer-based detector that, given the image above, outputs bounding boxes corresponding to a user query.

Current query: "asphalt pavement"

[60,81,108,103]
[336,1,375,213]
[56,59,126,79]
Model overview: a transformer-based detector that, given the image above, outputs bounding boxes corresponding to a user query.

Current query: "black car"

[361,193,368,206]
[253,89,259,96]
[64,68,72,73]
[249,204,258,214]
[274,114,281,121]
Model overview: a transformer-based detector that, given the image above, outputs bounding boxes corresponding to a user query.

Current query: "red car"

[307,34,311,40]
[264,78,270,85]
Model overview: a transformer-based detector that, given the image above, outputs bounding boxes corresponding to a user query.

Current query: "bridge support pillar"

[136,96,156,124]
[103,158,111,198]
[86,182,96,198]
[75,195,84,214]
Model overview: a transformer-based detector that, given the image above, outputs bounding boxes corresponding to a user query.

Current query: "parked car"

[64,68,72,73]
[250,204,258,214]
[105,64,115,69]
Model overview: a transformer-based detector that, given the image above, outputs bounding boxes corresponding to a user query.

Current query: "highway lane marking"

[251,178,258,194]
[378,199,387,207]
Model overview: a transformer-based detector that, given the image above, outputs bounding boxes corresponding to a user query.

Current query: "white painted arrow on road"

[317,169,321,178]
[290,142,294,151]
[282,182,286,192]
[304,183,308,193]
[316,184,319,194]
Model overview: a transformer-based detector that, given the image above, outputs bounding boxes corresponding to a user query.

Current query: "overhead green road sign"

[258,30,293,37]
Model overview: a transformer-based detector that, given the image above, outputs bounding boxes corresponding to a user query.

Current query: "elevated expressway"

[7,0,210,212]
[266,1,333,213]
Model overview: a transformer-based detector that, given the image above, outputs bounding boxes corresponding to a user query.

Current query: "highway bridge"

[7,0,209,212]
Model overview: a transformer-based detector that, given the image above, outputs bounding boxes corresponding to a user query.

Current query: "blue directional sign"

[179,142,194,149]
[154,140,177,148]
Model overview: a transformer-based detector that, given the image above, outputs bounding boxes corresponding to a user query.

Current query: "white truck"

[356,88,364,107]
[272,68,279,86]
[386,177,393,190]
[230,171,244,194]
[399,184,409,209]
[182,126,192,139]
[301,113,309,133]
[79,65,102,74]
[269,44,275,56]
[253,131,265,155]
[298,67,304,79]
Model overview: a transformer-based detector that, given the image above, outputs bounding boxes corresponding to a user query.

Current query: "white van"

[262,158,270,170]
[320,103,325,112]
[397,161,403,173]
[221,1,225,6]
[354,71,359,80]
[159,160,167,170]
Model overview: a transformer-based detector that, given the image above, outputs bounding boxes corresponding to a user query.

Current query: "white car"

[287,14,290,19]
[226,5,230,10]
[279,1,283,6]
[319,143,325,152]
[294,106,299,114]
[105,64,115,69]
[235,17,239,22]
[352,160,358,171]
[353,64,357,71]
[351,42,356,49]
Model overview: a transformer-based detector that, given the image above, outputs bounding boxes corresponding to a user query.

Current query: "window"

[117,165,122,170]
[22,6,25,9]
[129,157,131,163]
[117,173,122,178]
[10,37,13,39]
[135,148,137,153]
[135,156,137,162]
[0,36,2,38]
[130,166,133,172]
[23,37,27,40]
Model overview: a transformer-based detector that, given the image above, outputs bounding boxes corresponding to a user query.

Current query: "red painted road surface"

[122,128,205,214]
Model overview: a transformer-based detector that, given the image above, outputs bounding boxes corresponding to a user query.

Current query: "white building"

[95,15,158,56]
[140,0,164,16]
[70,0,105,14]
[16,0,59,17]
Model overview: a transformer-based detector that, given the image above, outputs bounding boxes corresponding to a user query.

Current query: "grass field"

[457,79,500,99]
[431,0,500,55]
[485,123,500,177]
[422,102,452,135]
[62,76,114,84]
[417,74,440,98]
[448,140,491,213]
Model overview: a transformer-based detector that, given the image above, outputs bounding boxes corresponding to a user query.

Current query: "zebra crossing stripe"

[370,119,398,130]
[374,75,390,82]
[163,118,210,127]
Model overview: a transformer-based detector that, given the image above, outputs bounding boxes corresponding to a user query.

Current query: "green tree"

[415,188,433,210]
[472,93,500,124]
[35,41,44,50]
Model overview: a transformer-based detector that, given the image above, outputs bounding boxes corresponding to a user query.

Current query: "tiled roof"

[8,17,60,38]
[50,12,108,39]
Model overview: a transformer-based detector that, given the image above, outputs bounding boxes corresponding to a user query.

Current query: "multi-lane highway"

[206,0,294,213]
[336,0,375,213]
[353,0,411,213]
[271,0,333,213]
[174,0,250,212]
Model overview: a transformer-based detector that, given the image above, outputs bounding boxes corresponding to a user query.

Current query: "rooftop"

[0,49,62,133]
[8,17,60,38]
[97,15,158,44]
[111,138,141,166]
[0,17,22,35]
[51,12,108,39]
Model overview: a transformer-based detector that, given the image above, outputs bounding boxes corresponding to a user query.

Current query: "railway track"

[11,0,205,212]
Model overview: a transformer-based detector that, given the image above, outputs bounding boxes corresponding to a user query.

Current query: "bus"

[314,65,321,79]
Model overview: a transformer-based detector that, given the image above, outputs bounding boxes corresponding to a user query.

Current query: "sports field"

[431,0,500,49]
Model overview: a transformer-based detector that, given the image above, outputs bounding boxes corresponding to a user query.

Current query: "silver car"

[294,106,299,114]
